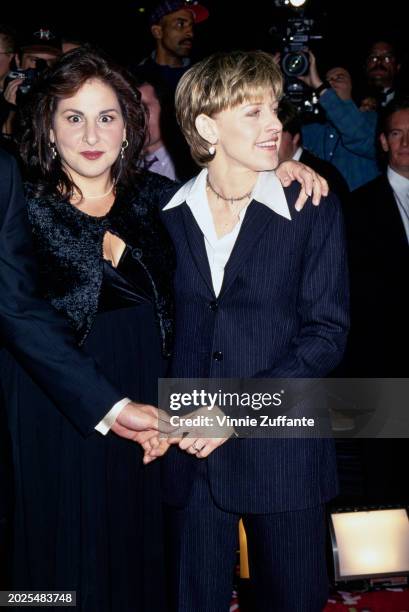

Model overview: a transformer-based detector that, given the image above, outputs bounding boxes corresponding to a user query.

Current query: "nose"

[402,131,409,147]
[184,23,194,37]
[83,120,98,146]
[266,111,282,134]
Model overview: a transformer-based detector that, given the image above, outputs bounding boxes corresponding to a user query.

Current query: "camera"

[281,17,317,77]
[271,12,322,114]
[6,68,39,95]
[4,59,48,103]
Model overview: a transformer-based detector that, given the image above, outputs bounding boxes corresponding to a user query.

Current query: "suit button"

[213,351,223,361]
[132,248,142,259]
[209,300,218,312]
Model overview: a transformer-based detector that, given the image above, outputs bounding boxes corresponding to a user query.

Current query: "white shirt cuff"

[95,397,131,435]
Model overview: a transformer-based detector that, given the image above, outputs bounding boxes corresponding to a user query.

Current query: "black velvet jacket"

[25,172,176,356]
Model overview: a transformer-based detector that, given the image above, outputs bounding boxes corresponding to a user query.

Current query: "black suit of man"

[343,174,409,506]
[344,174,408,377]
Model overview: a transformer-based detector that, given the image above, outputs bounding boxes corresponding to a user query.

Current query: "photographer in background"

[0,25,17,147]
[278,97,349,204]
[300,50,380,190]
[2,27,61,138]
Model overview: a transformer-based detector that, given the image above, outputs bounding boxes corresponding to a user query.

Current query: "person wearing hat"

[18,26,61,69]
[2,27,61,137]
[139,1,209,94]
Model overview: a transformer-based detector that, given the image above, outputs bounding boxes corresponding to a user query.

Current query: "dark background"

[2,0,407,78]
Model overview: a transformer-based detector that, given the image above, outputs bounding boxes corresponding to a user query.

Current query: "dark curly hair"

[20,46,147,198]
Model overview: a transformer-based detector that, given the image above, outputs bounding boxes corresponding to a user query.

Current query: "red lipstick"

[80,151,103,160]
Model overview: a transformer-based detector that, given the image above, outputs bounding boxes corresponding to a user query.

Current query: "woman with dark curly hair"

[1,47,176,610]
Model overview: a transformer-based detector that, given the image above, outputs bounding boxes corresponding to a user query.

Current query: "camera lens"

[282,51,309,77]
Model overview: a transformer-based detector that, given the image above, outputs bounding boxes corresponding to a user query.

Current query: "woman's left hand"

[275,160,329,211]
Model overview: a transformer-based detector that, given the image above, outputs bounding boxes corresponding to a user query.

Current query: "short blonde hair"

[175,50,283,166]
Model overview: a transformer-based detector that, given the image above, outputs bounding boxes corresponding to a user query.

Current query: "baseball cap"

[20,27,61,55]
[149,1,209,26]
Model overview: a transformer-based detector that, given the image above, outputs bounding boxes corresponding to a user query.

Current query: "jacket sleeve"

[257,193,350,378]
[319,89,378,159]
[0,151,123,436]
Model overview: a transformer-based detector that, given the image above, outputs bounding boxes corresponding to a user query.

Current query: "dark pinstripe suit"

[160,181,349,611]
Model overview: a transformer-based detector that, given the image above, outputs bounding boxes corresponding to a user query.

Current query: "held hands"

[142,405,235,463]
[275,160,329,210]
[110,401,173,444]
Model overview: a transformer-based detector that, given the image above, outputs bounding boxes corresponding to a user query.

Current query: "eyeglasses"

[367,54,395,64]
[0,51,14,55]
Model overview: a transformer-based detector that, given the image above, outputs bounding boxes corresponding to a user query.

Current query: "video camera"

[271,12,323,114]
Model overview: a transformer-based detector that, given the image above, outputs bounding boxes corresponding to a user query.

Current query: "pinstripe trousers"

[165,462,329,612]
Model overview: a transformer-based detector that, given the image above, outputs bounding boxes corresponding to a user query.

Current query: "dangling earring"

[49,142,57,160]
[208,145,216,156]
[121,139,129,159]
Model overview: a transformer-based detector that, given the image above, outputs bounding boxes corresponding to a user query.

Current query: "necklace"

[73,183,115,200]
[206,175,252,207]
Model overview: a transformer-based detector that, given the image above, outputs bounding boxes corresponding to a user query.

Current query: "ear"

[195,114,218,145]
[293,133,301,148]
[49,128,55,144]
[380,132,389,153]
[123,126,127,141]
[151,24,163,41]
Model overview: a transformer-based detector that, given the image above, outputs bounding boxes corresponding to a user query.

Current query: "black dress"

[1,246,169,611]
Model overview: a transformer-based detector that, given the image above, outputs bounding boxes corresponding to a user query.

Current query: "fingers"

[143,454,157,464]
[294,187,309,212]
[135,429,160,445]
[167,437,183,445]
[187,439,207,455]
[292,168,328,210]
[196,438,228,458]
[4,78,22,105]
[178,432,199,451]
[143,438,171,464]
[177,437,229,458]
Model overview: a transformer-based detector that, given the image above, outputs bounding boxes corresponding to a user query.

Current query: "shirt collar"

[162,168,291,221]
[387,165,409,194]
[293,147,303,162]
[146,145,168,164]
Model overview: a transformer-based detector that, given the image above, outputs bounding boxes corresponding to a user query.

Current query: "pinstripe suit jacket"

[160,179,349,513]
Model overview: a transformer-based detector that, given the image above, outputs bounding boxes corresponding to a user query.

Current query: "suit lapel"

[180,203,215,296]
[219,200,278,299]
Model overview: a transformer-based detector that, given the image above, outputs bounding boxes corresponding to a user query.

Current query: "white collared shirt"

[387,166,409,244]
[144,145,178,181]
[293,146,303,161]
[163,169,291,296]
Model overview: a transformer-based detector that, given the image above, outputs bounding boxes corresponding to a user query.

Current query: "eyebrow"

[60,108,120,114]
[242,101,278,108]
